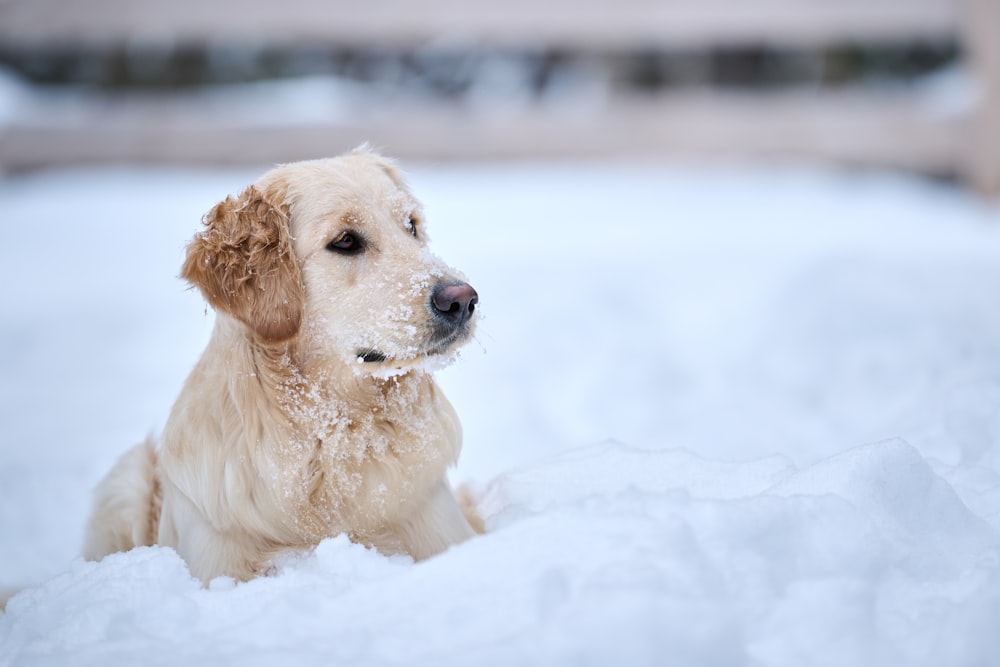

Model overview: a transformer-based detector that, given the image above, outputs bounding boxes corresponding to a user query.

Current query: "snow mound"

[4,440,999,667]
[481,441,794,508]
[769,438,998,575]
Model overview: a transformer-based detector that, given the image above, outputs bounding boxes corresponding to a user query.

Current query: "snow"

[2,160,1000,665]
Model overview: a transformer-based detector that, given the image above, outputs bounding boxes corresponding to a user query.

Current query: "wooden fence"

[0,0,996,193]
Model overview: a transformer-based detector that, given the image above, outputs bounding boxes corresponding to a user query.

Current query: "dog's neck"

[211,313,432,433]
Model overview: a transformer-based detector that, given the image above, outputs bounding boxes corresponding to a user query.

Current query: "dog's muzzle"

[356,280,478,363]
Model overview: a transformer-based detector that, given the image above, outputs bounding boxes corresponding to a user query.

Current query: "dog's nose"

[431,281,478,326]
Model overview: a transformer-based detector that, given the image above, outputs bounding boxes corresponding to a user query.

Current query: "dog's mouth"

[354,328,471,366]
[356,348,388,363]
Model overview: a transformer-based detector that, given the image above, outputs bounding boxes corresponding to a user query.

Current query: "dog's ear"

[181,184,303,344]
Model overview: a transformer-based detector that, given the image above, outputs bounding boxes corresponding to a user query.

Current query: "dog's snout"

[431,282,478,326]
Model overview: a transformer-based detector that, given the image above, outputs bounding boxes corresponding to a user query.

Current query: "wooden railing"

[0,0,996,193]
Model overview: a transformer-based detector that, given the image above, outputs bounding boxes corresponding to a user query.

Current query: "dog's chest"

[273,377,456,539]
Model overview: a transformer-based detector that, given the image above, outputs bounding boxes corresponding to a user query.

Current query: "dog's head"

[182,148,477,372]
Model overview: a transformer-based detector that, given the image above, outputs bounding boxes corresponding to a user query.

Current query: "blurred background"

[0,0,997,193]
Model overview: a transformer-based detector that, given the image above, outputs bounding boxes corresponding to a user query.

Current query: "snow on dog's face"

[182,149,477,374]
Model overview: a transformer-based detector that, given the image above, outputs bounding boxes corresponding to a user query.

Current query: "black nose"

[431,281,478,327]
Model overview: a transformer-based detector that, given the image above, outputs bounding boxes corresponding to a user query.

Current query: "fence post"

[962,0,1000,195]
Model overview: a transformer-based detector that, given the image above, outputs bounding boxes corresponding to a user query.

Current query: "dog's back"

[82,438,161,561]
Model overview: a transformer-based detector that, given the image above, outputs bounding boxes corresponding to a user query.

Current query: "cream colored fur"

[82,149,480,583]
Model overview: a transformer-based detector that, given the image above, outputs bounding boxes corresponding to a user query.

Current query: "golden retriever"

[81,148,481,583]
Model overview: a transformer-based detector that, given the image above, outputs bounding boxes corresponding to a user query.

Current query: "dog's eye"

[407,217,418,238]
[326,232,364,255]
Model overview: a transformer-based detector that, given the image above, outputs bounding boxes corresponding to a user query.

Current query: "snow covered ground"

[2,159,1000,665]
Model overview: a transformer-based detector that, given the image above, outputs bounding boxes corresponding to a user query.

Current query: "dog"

[80,148,481,583]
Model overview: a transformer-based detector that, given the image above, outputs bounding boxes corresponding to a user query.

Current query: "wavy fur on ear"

[181,185,303,343]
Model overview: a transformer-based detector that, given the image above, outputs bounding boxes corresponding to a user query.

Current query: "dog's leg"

[81,438,160,561]
[0,586,21,612]
[390,481,478,561]
[157,480,271,583]
[454,483,486,535]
